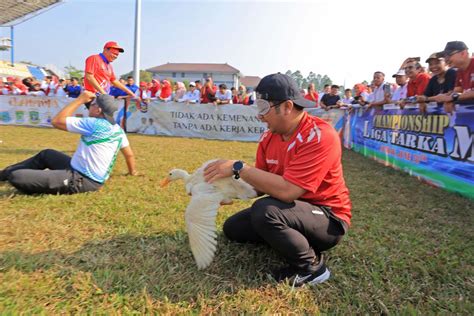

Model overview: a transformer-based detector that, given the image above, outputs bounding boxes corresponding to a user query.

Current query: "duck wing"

[231,178,258,200]
[185,191,222,269]
[214,177,257,200]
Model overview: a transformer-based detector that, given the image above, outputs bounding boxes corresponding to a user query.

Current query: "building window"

[172,72,176,78]
[181,72,185,78]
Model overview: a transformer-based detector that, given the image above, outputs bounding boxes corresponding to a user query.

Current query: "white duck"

[161,159,257,269]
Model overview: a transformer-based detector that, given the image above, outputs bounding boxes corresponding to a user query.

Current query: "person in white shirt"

[0,92,138,194]
[214,83,232,105]
[142,118,159,135]
[139,82,152,100]
[178,82,200,104]
[367,72,391,109]
[342,88,354,105]
[54,79,68,97]
[318,84,330,102]
[41,76,57,96]
[28,83,47,96]
[391,69,408,102]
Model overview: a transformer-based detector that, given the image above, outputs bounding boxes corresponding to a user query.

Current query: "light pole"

[133,0,141,84]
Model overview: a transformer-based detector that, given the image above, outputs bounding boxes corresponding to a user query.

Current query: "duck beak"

[160,178,171,187]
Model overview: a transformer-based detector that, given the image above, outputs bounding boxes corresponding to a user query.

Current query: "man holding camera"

[200,77,217,104]
[0,92,138,195]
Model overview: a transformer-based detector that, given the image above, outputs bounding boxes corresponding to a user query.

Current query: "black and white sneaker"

[271,254,330,287]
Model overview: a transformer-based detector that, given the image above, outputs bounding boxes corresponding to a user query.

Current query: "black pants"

[223,197,346,271]
[0,149,102,195]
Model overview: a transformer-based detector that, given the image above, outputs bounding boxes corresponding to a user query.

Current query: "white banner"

[0,96,345,143]
[0,96,89,127]
[125,101,267,142]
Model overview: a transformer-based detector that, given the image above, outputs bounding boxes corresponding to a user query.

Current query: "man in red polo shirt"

[432,41,474,111]
[84,41,136,99]
[204,73,351,287]
[405,60,431,97]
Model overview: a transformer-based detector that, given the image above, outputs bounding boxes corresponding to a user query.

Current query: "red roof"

[147,63,240,74]
[240,76,261,87]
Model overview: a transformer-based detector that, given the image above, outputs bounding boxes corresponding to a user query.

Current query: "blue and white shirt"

[179,90,201,103]
[66,117,129,183]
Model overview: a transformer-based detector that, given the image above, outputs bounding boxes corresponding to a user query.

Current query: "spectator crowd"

[302,40,474,113]
[1,40,473,113]
[0,73,257,106]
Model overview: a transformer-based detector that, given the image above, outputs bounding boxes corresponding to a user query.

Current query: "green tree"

[291,70,304,88]
[120,70,153,82]
[285,69,333,91]
[64,64,84,79]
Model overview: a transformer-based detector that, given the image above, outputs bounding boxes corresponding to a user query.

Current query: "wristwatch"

[232,160,244,179]
[451,93,460,102]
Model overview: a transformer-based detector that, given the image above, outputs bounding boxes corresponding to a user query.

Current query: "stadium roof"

[0,0,63,26]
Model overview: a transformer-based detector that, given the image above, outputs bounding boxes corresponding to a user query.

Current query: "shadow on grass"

[0,234,281,301]
[0,183,17,198]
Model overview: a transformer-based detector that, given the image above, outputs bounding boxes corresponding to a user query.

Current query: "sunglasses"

[256,99,286,116]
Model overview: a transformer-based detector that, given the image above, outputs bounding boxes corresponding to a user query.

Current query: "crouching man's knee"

[249,197,287,232]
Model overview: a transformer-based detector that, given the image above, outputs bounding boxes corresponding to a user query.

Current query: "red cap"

[103,41,124,53]
[139,81,147,87]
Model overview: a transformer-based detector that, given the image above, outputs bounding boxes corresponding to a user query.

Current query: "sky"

[1,0,473,88]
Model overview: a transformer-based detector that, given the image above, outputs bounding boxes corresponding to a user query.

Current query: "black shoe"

[0,169,8,182]
[271,254,330,287]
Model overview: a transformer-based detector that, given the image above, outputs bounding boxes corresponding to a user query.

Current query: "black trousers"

[0,149,102,195]
[223,197,346,271]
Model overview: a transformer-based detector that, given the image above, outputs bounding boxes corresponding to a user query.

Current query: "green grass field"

[0,125,473,314]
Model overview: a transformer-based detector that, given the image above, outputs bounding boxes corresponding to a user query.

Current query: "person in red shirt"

[432,41,474,112]
[158,80,172,101]
[236,85,250,105]
[200,77,217,104]
[304,83,319,106]
[150,79,161,98]
[405,60,431,97]
[84,41,136,99]
[204,73,351,287]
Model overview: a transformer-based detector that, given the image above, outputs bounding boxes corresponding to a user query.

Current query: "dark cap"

[96,94,118,124]
[255,73,316,108]
[425,52,443,63]
[437,41,468,57]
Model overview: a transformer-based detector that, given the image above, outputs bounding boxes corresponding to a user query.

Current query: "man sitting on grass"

[0,91,138,194]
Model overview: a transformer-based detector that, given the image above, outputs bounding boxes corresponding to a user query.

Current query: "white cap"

[392,69,406,77]
[189,82,196,87]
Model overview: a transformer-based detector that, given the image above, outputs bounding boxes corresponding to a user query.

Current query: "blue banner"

[344,104,474,199]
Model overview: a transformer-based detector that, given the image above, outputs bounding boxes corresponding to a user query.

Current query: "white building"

[146,62,241,88]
